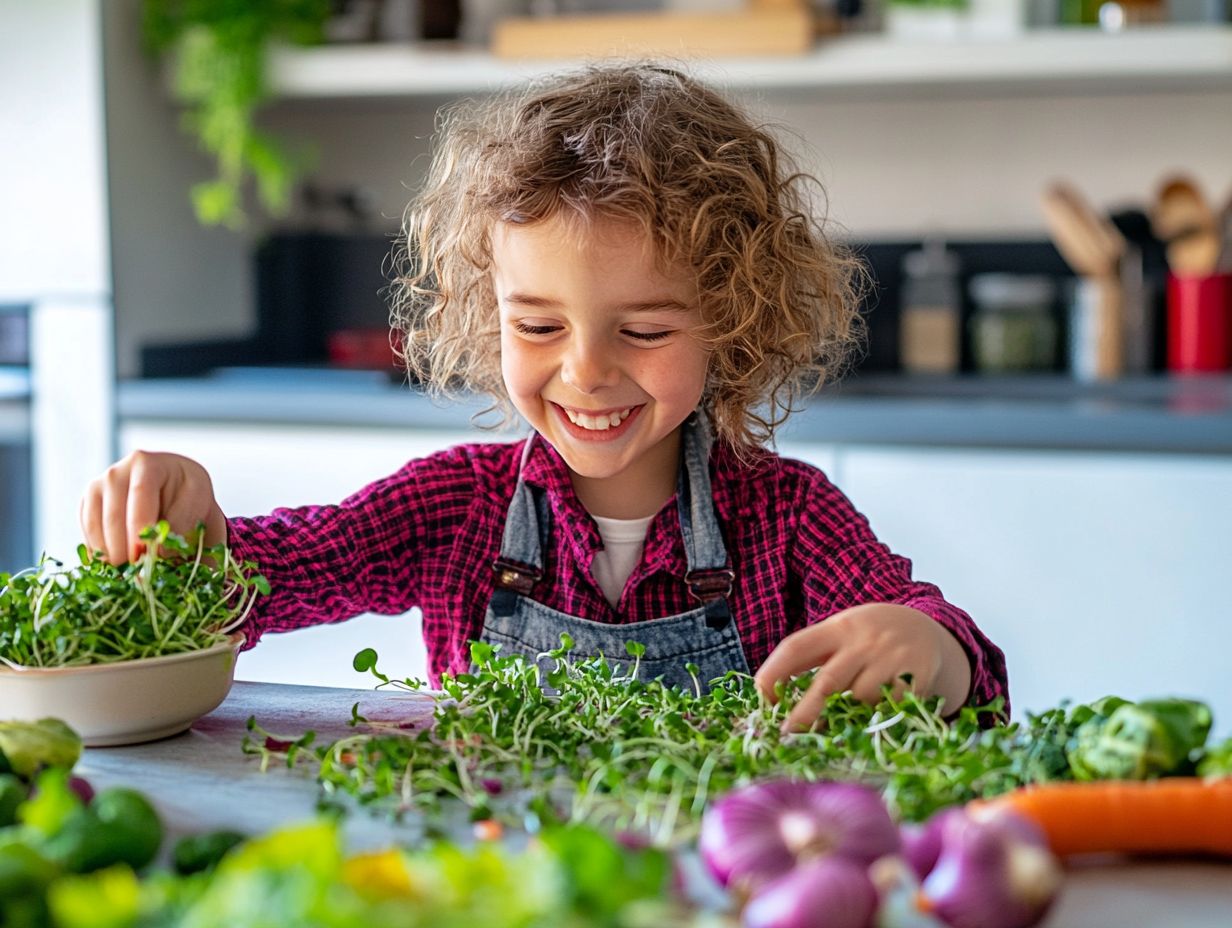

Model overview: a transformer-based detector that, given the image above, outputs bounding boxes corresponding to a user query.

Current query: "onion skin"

[743,856,879,928]
[919,809,1062,928]
[898,808,962,881]
[700,780,901,894]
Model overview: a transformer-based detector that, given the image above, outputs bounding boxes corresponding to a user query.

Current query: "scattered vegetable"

[979,778,1232,858]
[742,855,877,928]
[699,780,898,896]
[1196,735,1232,777]
[0,521,267,669]
[172,829,248,875]
[898,807,961,881]
[918,806,1061,928]
[0,720,82,779]
[1067,697,1212,781]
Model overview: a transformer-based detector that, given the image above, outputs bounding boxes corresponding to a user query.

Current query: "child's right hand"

[79,451,228,564]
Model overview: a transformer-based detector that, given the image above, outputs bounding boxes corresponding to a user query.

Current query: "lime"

[44,788,163,873]
[87,788,163,871]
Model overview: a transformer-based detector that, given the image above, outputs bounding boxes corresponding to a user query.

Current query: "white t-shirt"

[589,513,655,609]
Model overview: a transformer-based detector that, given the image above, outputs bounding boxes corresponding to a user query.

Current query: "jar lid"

[969,273,1057,309]
[902,239,960,278]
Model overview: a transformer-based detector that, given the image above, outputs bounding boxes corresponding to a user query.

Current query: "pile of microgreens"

[0,521,268,668]
[245,636,1067,844]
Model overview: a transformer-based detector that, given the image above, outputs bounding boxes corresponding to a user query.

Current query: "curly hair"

[391,62,866,451]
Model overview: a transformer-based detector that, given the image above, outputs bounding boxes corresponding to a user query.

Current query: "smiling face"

[492,215,710,519]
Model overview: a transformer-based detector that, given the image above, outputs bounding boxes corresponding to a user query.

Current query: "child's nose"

[561,338,619,393]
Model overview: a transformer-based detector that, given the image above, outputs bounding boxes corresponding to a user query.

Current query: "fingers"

[79,451,179,565]
[79,480,105,560]
[753,622,841,703]
[101,462,133,565]
[782,651,862,732]
[125,453,165,561]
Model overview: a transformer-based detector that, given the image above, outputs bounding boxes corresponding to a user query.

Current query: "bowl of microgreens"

[0,521,268,746]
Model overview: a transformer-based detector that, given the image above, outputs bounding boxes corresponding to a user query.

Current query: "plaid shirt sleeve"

[224,446,478,648]
[788,464,1009,715]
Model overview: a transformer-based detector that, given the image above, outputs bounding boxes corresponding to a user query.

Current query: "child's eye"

[512,322,560,336]
[623,329,673,343]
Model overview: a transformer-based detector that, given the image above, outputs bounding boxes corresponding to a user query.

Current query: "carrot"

[979,778,1232,858]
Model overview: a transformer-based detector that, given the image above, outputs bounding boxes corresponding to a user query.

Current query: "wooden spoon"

[1040,182,1124,277]
[1151,174,1221,276]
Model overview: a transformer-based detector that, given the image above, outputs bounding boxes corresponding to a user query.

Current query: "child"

[80,63,1007,730]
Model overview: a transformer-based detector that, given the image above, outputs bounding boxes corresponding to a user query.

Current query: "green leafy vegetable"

[0,522,267,669]
[0,720,82,780]
[1196,736,1232,777]
[1067,697,1212,780]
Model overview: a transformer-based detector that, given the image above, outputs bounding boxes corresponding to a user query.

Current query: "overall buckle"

[685,568,735,604]
[492,557,542,596]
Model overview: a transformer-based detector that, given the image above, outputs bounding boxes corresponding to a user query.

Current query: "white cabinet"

[119,420,481,689]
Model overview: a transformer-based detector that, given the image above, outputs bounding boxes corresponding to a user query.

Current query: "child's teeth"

[565,407,632,430]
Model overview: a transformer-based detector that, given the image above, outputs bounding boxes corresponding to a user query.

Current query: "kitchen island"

[79,680,1232,928]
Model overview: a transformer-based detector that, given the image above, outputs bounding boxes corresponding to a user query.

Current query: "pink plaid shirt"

[228,438,1009,712]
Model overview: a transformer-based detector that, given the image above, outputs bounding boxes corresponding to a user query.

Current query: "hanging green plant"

[141,0,333,230]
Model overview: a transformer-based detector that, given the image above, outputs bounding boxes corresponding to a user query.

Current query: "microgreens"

[0,521,268,668]
[244,637,1074,843]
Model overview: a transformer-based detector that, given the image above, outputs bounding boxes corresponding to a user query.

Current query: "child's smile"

[492,216,710,519]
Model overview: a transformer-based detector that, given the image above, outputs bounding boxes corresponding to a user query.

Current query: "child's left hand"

[753,603,973,732]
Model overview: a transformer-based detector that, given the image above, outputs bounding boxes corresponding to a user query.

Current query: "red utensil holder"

[1167,273,1232,374]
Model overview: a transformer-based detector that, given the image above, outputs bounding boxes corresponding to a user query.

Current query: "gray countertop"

[78,680,1232,928]
[116,369,1232,454]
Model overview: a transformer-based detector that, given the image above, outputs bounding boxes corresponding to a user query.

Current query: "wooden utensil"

[1039,181,1127,379]
[1040,182,1124,277]
[1151,174,1221,276]
[1215,192,1232,274]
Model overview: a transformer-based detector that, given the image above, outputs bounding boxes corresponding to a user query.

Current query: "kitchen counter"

[78,681,1232,928]
[117,369,1232,454]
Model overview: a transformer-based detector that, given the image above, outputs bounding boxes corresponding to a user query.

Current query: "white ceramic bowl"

[0,634,243,747]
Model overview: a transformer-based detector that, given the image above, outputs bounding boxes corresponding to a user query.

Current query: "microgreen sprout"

[0,521,268,668]
[243,636,1074,845]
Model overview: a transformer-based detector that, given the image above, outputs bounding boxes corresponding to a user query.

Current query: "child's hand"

[79,451,228,565]
[754,603,973,732]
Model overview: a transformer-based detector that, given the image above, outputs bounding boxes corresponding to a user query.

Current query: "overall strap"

[676,410,734,604]
[493,434,551,596]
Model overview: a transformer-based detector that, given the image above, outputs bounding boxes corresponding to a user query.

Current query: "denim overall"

[480,411,750,692]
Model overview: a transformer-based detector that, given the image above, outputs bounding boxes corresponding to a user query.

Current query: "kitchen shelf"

[267,25,1232,99]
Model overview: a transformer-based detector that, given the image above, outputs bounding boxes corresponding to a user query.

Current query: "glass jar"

[899,240,961,375]
[968,274,1059,374]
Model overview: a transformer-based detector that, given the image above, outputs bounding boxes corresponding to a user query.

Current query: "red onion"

[743,856,878,928]
[68,775,95,805]
[919,808,1062,928]
[700,780,900,895]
